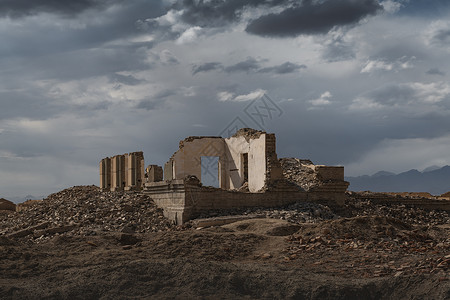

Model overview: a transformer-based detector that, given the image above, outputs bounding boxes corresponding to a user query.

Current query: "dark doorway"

[242,153,248,182]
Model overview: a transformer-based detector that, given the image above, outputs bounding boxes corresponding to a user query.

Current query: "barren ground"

[0,186,449,299]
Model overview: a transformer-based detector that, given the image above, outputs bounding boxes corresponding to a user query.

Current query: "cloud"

[178,0,285,28]
[0,0,122,18]
[217,91,234,102]
[321,29,356,62]
[381,0,404,14]
[109,73,145,86]
[360,56,415,73]
[192,62,223,75]
[345,134,450,176]
[193,59,304,75]
[258,62,306,74]
[176,26,203,44]
[245,0,382,37]
[224,57,261,73]
[426,20,450,47]
[135,90,175,110]
[350,82,450,111]
[159,49,180,65]
[218,89,266,102]
[426,68,446,76]
[309,91,332,106]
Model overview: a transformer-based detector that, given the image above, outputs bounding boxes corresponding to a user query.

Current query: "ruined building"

[100,129,349,224]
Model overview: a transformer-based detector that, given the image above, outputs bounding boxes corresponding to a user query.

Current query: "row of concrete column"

[99,152,145,191]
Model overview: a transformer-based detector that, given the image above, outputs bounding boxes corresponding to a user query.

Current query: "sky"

[1,0,450,198]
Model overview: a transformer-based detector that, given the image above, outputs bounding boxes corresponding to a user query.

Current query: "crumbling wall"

[169,137,226,187]
[167,129,278,192]
[146,165,163,183]
[224,133,266,192]
[143,179,348,224]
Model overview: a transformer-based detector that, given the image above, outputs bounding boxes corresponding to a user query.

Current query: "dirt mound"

[0,198,16,212]
[296,215,414,242]
[0,186,174,242]
[224,218,301,236]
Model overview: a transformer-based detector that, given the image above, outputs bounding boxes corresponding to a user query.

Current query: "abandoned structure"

[99,128,349,224]
[99,152,145,191]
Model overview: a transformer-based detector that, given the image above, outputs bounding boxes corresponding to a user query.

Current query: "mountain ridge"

[345,165,450,195]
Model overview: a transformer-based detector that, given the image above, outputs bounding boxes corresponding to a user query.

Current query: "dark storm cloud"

[178,0,290,27]
[224,57,261,73]
[0,0,122,18]
[191,59,305,75]
[245,0,382,37]
[258,62,306,74]
[0,1,166,61]
[192,62,223,75]
[426,68,446,76]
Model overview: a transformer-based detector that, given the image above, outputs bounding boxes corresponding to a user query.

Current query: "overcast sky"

[1,0,450,198]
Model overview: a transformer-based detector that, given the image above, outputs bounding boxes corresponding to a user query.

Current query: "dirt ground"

[1,217,449,299]
[1,186,449,299]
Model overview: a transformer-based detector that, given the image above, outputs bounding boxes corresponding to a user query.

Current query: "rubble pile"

[194,202,337,224]
[0,186,174,243]
[345,195,449,226]
[285,215,450,276]
[279,158,321,191]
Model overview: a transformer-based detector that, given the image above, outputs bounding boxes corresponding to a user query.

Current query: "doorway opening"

[201,156,219,188]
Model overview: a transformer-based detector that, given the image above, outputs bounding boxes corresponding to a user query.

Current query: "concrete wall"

[144,180,349,224]
[144,180,188,225]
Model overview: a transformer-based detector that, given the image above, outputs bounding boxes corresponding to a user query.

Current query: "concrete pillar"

[127,153,136,187]
[111,155,125,191]
[99,158,111,191]
[164,159,174,181]
[100,159,105,190]
[135,151,145,189]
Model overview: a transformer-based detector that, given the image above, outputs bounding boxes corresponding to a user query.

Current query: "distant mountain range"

[345,166,450,196]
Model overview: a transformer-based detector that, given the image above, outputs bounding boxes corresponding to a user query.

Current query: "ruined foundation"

[100,128,349,224]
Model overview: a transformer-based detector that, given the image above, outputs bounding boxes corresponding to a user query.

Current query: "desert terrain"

[1,186,449,299]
